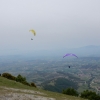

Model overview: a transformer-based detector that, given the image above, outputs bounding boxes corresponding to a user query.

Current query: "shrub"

[22,81,30,86]
[31,82,37,88]
[62,88,78,96]
[2,73,16,80]
[80,90,100,100]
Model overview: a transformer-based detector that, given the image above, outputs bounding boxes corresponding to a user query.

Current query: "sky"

[0,0,100,55]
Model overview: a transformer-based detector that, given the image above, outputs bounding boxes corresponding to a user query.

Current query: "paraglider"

[63,53,78,68]
[63,53,78,58]
[29,29,36,36]
[29,29,36,40]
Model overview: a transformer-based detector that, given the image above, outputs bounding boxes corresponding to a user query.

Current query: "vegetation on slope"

[0,75,87,100]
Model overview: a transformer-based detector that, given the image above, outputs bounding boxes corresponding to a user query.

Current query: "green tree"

[16,74,31,86]
[16,74,26,82]
[62,88,78,96]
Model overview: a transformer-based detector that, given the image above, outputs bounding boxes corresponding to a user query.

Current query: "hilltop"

[0,76,86,100]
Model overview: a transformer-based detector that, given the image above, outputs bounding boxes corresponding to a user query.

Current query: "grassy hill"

[42,77,78,93]
[0,76,87,100]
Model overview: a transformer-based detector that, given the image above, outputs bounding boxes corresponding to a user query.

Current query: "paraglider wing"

[29,29,36,36]
[63,53,78,58]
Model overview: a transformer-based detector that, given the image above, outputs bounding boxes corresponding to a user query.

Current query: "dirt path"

[0,87,55,100]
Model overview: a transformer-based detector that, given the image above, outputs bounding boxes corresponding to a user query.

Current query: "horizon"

[0,0,100,56]
[0,45,100,57]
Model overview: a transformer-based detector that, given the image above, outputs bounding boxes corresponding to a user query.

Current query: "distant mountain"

[25,45,100,57]
[61,45,100,57]
[1,45,100,58]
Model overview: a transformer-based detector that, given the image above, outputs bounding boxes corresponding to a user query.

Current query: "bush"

[22,81,30,86]
[31,82,37,88]
[80,90,100,100]
[2,73,36,88]
[62,88,78,96]
[2,73,16,80]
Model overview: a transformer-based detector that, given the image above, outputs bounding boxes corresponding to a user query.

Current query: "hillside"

[42,77,78,93]
[0,76,86,100]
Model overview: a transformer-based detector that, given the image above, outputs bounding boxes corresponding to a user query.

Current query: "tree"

[16,74,31,86]
[62,88,78,96]
[16,74,26,82]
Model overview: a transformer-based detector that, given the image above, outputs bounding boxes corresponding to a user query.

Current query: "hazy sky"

[0,0,100,55]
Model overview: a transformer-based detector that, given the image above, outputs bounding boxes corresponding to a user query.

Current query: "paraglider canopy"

[29,29,36,36]
[63,53,78,58]
[63,53,78,69]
